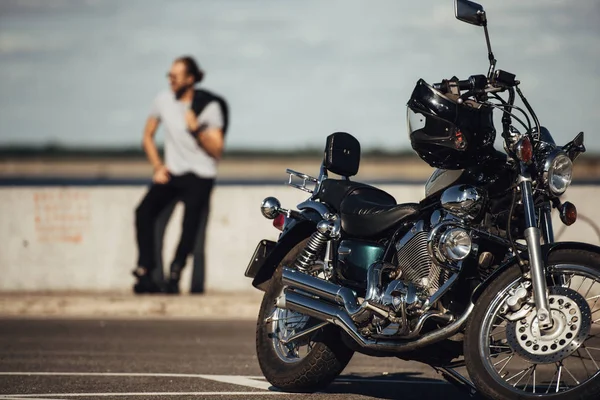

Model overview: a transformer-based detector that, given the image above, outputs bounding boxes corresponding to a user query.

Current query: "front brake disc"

[505,286,591,364]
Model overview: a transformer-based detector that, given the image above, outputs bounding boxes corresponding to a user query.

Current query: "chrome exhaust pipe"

[284,290,367,345]
[282,267,364,316]
[282,263,397,320]
[282,286,474,353]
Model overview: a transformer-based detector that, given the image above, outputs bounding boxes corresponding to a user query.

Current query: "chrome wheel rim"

[267,305,316,363]
[480,264,600,395]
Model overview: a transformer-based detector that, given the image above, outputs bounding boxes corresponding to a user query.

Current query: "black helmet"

[407,79,496,169]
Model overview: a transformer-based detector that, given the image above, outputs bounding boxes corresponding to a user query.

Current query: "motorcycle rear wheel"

[465,249,600,399]
[256,240,354,392]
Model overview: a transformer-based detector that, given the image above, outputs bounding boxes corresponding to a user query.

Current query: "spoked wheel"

[268,305,317,363]
[465,249,600,399]
[256,241,353,392]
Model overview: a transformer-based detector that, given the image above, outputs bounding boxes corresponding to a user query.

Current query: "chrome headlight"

[439,228,472,261]
[543,151,573,196]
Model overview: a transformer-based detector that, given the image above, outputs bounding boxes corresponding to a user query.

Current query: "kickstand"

[432,366,480,398]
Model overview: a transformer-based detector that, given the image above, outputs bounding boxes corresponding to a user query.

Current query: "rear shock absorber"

[294,216,341,271]
[294,230,328,271]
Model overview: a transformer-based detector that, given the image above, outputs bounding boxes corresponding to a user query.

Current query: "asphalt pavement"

[0,318,468,400]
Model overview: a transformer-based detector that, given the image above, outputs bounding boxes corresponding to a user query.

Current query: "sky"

[0,0,599,152]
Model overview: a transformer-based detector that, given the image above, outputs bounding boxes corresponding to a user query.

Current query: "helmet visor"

[407,107,467,151]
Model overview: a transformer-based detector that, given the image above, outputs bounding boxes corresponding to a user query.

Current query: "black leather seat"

[314,179,381,211]
[340,187,420,238]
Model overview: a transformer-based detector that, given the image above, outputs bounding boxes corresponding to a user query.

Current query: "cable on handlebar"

[489,93,533,134]
[486,103,531,136]
[515,86,541,142]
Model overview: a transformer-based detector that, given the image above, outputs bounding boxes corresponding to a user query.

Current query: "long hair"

[176,56,204,83]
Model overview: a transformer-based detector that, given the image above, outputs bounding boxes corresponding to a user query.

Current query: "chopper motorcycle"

[244,1,599,398]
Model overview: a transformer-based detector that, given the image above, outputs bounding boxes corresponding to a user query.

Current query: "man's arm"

[142,116,169,183]
[185,101,225,160]
[197,127,224,159]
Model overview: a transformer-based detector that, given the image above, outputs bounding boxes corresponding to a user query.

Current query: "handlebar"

[458,79,475,91]
[432,72,521,146]
[430,70,543,154]
[433,70,517,94]
[433,74,488,93]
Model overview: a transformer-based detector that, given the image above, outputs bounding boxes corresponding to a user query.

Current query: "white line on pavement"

[0,392,284,398]
[0,372,448,386]
[0,372,231,379]
[197,374,274,390]
[0,372,272,390]
[1,397,64,400]
[0,371,449,398]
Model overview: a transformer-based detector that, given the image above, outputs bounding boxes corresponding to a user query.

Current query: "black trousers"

[151,198,210,293]
[135,173,214,280]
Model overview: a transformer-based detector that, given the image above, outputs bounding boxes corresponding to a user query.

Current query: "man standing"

[133,56,227,294]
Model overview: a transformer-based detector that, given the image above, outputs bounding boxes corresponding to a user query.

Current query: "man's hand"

[185,109,199,131]
[153,165,170,184]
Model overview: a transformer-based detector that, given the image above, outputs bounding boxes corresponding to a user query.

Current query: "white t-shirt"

[149,90,224,179]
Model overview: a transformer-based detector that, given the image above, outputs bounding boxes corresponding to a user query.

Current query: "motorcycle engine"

[392,184,484,296]
[395,220,446,296]
[371,208,476,337]
[366,217,466,337]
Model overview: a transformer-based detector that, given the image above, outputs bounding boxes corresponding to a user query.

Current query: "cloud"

[0,0,598,152]
[0,32,69,54]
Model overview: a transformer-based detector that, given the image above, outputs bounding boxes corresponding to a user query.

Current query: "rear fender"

[471,241,600,302]
[251,217,317,291]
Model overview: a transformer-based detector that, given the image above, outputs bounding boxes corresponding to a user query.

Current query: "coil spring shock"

[294,230,328,271]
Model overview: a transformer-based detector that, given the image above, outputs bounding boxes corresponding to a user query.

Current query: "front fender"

[471,241,600,302]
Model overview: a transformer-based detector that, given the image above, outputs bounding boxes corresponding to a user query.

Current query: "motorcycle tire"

[256,240,354,392]
[465,248,600,400]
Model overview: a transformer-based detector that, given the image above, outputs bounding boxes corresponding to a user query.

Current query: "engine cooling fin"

[396,226,444,294]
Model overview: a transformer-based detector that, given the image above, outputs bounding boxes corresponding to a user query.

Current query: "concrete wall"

[1,184,599,293]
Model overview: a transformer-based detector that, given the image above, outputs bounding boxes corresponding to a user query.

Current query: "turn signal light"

[559,201,577,226]
[516,137,533,164]
[273,214,286,231]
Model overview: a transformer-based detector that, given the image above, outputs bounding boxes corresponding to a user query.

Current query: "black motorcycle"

[244,1,599,398]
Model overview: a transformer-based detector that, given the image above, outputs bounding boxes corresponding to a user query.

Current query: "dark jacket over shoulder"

[191,89,229,135]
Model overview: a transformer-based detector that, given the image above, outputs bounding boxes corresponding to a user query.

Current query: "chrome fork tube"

[520,174,552,329]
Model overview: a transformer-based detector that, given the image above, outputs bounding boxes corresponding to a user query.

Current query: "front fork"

[520,172,554,329]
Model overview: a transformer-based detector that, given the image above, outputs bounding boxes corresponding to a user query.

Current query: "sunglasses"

[167,72,193,80]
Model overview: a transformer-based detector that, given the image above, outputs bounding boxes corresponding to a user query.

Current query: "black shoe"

[165,263,182,294]
[190,286,205,295]
[132,268,163,294]
[165,279,180,294]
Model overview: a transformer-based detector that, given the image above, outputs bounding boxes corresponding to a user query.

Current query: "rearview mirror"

[455,0,486,26]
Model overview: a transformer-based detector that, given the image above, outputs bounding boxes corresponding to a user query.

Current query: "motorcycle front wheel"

[255,239,354,392]
[465,248,600,399]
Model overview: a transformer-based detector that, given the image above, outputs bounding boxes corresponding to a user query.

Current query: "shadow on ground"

[276,371,478,400]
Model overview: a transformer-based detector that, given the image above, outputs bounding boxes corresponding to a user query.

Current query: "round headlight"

[439,228,472,261]
[545,153,573,196]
